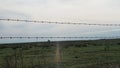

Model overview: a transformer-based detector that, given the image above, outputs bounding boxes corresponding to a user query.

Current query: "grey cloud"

[0,9,30,19]
[0,9,31,33]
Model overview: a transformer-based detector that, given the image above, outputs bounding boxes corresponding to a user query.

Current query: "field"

[0,39,120,68]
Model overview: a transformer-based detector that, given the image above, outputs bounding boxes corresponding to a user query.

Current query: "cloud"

[0,0,120,43]
[1,0,120,21]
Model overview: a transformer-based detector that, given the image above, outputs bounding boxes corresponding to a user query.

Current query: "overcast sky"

[0,0,120,43]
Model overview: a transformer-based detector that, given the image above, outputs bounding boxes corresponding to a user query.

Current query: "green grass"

[0,46,56,68]
[0,39,120,68]
[61,45,120,68]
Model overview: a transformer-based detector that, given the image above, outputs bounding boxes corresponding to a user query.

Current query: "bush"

[0,46,6,49]
[117,43,120,45]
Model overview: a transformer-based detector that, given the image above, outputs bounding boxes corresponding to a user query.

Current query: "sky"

[0,0,120,43]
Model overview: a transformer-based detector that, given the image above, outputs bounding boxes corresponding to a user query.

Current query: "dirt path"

[55,42,61,68]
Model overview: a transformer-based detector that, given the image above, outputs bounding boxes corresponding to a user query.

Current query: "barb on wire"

[0,36,120,39]
[0,18,120,26]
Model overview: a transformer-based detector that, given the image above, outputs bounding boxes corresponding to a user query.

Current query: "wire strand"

[0,18,120,26]
[0,36,120,39]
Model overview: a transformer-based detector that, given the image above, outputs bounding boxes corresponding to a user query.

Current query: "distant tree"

[47,40,51,46]
[48,40,50,44]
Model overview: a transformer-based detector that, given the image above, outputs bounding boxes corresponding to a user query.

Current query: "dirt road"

[55,42,61,68]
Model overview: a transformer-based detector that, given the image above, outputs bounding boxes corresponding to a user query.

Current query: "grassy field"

[0,39,120,68]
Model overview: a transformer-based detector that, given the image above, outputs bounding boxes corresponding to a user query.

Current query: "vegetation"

[0,39,120,68]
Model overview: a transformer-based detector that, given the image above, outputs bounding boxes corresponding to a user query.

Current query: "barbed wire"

[0,36,120,39]
[0,19,120,40]
[0,18,120,26]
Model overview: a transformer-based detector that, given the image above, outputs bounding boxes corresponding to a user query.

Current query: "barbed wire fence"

[0,18,120,68]
[0,18,120,40]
